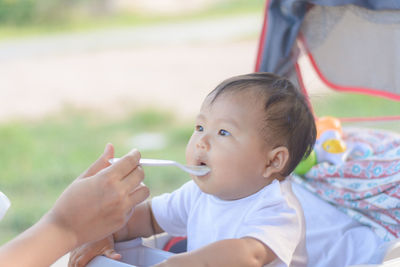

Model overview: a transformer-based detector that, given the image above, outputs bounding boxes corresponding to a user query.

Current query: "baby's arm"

[155,238,276,267]
[113,200,164,242]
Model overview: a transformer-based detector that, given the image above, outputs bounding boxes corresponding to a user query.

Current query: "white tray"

[86,238,173,267]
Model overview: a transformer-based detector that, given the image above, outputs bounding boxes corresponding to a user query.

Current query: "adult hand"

[43,143,150,248]
[0,143,150,267]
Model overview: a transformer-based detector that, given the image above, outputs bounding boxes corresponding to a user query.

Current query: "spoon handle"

[139,158,175,166]
[108,158,209,176]
[108,158,175,166]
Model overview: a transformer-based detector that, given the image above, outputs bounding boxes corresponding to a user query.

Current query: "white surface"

[0,192,10,221]
[350,257,400,267]
[86,238,173,267]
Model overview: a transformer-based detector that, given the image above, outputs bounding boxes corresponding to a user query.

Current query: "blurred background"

[0,0,399,265]
[0,0,265,247]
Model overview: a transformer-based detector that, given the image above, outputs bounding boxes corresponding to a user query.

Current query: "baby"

[69,72,316,267]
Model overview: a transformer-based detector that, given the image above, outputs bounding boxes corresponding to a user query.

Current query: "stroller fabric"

[293,128,400,241]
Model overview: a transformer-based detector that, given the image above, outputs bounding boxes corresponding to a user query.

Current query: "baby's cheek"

[185,140,194,161]
[216,161,237,178]
[185,144,200,166]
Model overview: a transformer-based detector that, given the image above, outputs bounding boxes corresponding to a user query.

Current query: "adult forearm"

[0,215,76,267]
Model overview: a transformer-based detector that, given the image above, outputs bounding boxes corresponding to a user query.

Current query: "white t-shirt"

[152,179,307,267]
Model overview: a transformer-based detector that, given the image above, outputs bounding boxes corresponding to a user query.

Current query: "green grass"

[311,92,400,131]
[0,0,264,40]
[0,108,192,245]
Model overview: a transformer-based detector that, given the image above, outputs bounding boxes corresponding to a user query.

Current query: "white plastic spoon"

[109,158,210,176]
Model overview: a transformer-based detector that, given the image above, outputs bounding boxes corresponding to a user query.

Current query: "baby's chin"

[191,170,210,182]
[191,177,207,192]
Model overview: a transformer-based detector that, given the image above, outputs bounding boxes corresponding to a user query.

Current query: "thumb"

[104,248,122,260]
[79,143,115,179]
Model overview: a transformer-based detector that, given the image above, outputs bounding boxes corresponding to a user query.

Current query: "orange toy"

[316,116,343,139]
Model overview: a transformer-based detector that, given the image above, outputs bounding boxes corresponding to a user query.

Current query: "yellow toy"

[294,116,347,175]
[314,116,347,166]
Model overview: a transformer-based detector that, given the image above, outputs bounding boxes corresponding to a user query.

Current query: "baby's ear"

[263,146,289,179]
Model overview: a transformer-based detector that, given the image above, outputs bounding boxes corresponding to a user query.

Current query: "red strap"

[163,236,187,252]
[255,0,270,72]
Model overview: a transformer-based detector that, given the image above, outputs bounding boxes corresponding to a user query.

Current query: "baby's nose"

[196,136,210,150]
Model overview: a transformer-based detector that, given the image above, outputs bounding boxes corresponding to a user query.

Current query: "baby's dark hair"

[208,72,316,177]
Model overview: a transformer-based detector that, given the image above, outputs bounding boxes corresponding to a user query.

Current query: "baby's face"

[185,91,272,200]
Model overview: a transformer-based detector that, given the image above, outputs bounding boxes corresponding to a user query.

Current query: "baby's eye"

[218,129,231,136]
[195,125,204,132]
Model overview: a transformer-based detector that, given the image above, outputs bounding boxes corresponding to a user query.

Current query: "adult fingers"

[122,185,149,221]
[79,143,114,179]
[120,165,145,192]
[105,149,141,181]
[128,184,150,211]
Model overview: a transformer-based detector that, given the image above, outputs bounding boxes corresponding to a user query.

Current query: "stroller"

[88,1,400,266]
[255,0,400,266]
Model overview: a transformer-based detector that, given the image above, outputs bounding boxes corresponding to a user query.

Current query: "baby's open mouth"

[193,161,210,176]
